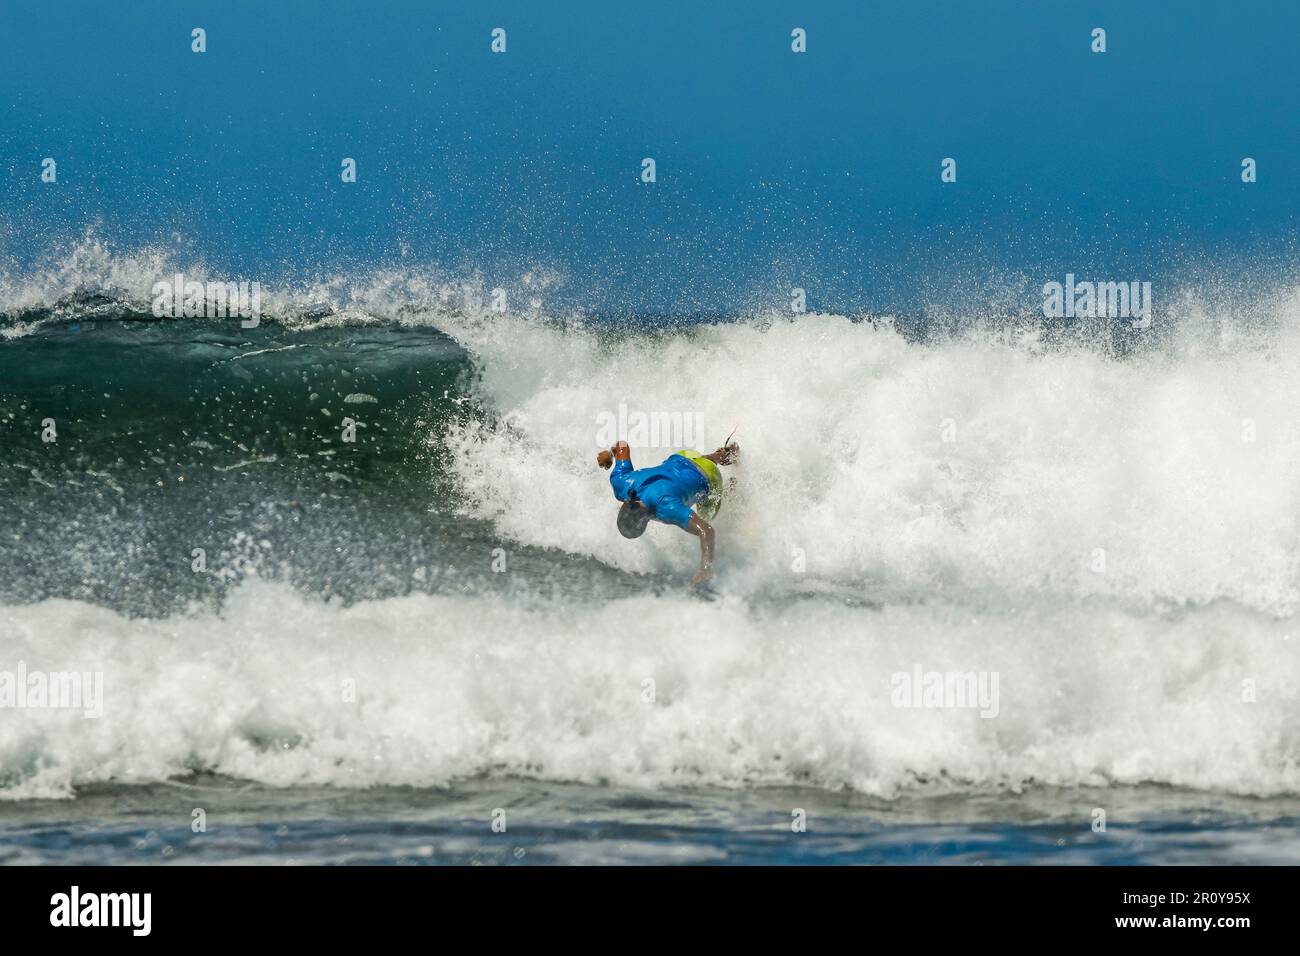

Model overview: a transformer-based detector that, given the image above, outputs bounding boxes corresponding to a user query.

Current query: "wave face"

[3,251,1300,800]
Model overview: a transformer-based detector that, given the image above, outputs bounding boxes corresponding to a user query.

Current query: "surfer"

[596,438,740,586]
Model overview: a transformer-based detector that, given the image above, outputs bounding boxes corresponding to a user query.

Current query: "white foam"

[440,300,1300,615]
[1,581,1295,799]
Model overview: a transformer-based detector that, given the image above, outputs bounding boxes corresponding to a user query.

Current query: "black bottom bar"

[0,865,1287,942]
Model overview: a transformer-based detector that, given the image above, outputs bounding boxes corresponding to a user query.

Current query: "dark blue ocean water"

[2,1,1298,315]
[3,779,1298,865]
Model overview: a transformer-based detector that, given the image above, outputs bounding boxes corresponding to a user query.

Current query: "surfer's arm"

[600,441,635,500]
[686,514,714,585]
[597,440,632,469]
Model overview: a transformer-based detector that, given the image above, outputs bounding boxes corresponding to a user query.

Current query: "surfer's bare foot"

[708,442,739,465]
[690,567,713,587]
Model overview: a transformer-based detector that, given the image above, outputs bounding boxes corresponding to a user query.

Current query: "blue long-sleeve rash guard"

[609,453,711,530]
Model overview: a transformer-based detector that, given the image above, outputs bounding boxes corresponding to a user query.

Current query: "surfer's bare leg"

[687,514,715,586]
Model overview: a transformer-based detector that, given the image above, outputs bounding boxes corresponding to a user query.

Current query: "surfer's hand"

[716,442,739,465]
[691,566,713,587]
[597,449,613,469]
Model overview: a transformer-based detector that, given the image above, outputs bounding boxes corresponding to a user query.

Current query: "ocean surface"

[2,254,1299,864]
